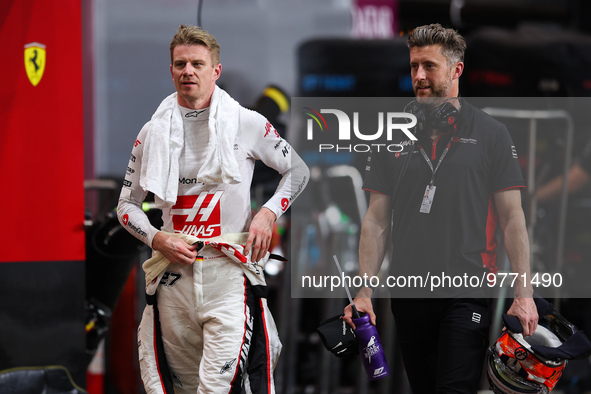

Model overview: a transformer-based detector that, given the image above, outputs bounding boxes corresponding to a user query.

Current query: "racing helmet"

[487,298,591,393]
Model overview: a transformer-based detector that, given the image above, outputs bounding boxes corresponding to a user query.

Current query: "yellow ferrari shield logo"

[24,42,46,86]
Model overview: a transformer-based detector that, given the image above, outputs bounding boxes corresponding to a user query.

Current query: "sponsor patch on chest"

[171,191,224,237]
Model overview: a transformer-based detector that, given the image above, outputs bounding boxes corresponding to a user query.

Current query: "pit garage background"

[2,0,591,393]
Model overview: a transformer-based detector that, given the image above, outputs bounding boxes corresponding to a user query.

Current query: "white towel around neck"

[139,86,241,208]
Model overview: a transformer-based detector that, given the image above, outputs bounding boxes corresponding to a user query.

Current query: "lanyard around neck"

[417,133,456,187]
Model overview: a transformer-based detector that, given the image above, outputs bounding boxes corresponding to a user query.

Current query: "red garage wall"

[0,0,86,387]
[0,0,85,262]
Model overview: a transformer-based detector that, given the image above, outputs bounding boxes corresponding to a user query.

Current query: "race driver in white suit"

[117,25,309,394]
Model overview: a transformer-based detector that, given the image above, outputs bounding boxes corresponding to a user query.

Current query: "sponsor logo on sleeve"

[264,121,280,138]
[281,144,291,157]
[511,146,518,159]
[134,139,142,147]
[289,175,308,202]
[281,198,289,211]
[122,214,147,237]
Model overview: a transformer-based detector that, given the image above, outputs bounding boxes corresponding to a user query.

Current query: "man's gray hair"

[407,23,466,65]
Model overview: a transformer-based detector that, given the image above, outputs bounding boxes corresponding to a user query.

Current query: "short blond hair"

[170,25,220,65]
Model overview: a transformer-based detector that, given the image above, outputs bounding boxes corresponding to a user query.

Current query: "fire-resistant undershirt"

[363,101,525,297]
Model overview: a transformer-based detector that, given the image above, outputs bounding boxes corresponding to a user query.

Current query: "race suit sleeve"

[117,125,161,248]
[243,111,310,219]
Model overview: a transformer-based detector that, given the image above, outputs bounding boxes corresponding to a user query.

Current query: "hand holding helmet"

[487,297,591,393]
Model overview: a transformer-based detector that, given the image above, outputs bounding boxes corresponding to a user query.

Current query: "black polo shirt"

[363,101,525,297]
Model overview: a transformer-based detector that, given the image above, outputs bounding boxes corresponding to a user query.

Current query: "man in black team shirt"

[344,24,538,393]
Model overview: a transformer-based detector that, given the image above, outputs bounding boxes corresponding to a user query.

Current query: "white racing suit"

[117,90,309,393]
[139,236,283,393]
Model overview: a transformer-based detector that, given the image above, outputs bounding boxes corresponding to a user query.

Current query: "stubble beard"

[414,71,454,108]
